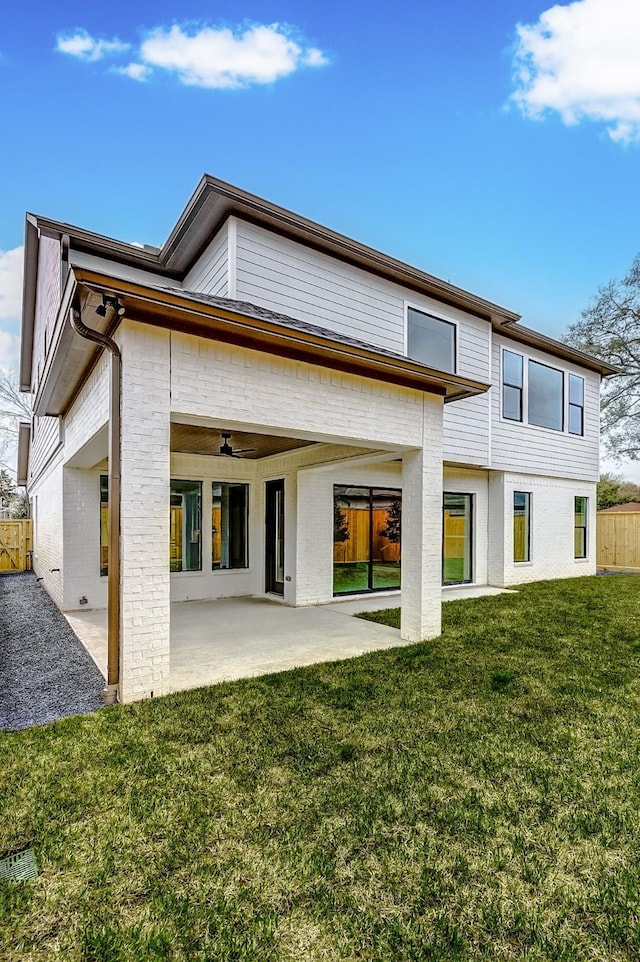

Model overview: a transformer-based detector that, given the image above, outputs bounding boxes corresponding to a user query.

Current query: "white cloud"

[56,29,130,62]
[0,247,23,321]
[0,329,19,373]
[114,62,151,82]
[511,0,640,144]
[55,21,328,88]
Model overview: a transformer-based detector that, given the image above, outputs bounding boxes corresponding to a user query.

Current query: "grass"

[333,561,401,593]
[443,557,466,584]
[2,576,640,960]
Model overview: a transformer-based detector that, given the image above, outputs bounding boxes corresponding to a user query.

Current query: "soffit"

[171,424,316,460]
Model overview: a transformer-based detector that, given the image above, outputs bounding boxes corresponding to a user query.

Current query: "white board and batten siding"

[490,333,600,482]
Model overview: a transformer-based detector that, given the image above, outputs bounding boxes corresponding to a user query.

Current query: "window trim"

[404,300,458,375]
[574,495,588,560]
[513,491,532,564]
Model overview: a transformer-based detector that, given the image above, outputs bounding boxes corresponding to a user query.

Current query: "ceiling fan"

[219,432,256,458]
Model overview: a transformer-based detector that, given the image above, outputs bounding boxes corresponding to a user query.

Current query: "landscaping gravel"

[0,572,104,731]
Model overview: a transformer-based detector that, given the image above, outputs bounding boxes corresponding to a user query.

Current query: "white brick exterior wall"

[491,473,597,587]
[401,407,444,641]
[117,321,171,701]
[30,454,64,608]
[63,468,106,611]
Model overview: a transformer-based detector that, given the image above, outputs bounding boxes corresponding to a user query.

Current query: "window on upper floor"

[501,348,585,436]
[407,307,456,374]
[528,361,564,432]
[502,351,524,421]
[568,375,585,436]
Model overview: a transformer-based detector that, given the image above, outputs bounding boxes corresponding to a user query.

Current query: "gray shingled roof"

[163,285,453,374]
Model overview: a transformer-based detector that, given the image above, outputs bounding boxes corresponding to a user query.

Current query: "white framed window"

[568,375,585,436]
[574,496,588,559]
[212,482,249,570]
[501,347,584,437]
[503,350,524,422]
[513,492,531,563]
[528,360,564,432]
[406,305,456,374]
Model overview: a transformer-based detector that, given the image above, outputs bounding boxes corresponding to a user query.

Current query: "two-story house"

[18,174,615,702]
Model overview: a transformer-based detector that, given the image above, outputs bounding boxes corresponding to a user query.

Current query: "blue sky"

[1,0,639,474]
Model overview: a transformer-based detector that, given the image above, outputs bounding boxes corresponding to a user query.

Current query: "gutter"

[70,305,122,705]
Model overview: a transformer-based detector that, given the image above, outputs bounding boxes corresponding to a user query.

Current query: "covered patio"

[66,585,514,694]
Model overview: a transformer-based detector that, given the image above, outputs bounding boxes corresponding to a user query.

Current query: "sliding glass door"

[333,486,401,595]
[443,493,473,585]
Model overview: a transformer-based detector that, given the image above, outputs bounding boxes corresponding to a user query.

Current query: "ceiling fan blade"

[232,447,256,454]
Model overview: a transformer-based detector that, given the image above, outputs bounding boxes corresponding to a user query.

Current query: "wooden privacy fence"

[597,512,640,569]
[0,519,32,573]
[333,507,401,563]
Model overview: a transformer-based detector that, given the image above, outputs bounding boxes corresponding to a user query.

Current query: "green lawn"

[333,561,401,593]
[2,576,640,960]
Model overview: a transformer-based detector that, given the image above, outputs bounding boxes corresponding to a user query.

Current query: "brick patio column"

[118,321,171,702]
[401,398,443,642]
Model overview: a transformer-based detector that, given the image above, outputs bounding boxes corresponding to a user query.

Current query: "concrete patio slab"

[66,597,402,692]
[65,583,517,695]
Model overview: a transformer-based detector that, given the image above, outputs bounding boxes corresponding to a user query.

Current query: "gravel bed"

[0,572,104,731]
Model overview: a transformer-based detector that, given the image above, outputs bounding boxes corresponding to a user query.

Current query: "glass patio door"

[443,493,473,585]
[333,486,401,595]
[265,479,285,595]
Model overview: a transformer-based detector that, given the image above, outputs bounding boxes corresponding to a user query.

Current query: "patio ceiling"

[170,423,317,460]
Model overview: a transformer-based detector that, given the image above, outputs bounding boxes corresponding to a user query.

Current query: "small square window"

[407,308,456,374]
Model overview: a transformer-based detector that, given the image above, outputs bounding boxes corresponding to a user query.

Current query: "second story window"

[407,307,456,374]
[528,360,564,432]
[502,351,524,421]
[568,375,585,436]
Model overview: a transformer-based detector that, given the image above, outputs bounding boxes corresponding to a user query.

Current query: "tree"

[0,468,28,518]
[567,254,640,463]
[333,503,350,544]
[0,368,31,477]
[379,497,401,544]
[596,471,640,510]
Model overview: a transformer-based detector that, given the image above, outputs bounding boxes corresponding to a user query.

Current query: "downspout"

[70,304,122,705]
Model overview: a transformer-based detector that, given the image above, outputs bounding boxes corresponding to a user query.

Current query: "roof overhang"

[21,176,522,395]
[35,267,492,417]
[493,321,619,377]
[21,172,616,396]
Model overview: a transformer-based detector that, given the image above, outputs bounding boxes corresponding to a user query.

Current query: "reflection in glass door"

[333,486,401,594]
[443,494,473,585]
